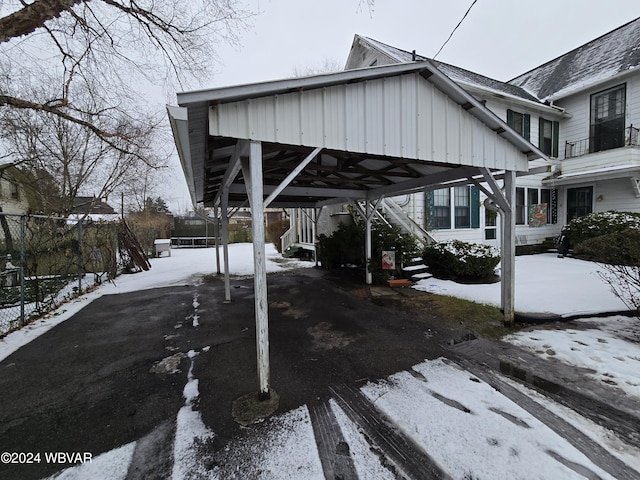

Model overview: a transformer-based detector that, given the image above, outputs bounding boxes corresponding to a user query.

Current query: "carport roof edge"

[175,61,548,162]
[168,61,550,207]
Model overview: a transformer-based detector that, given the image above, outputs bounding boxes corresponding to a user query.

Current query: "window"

[426,186,480,230]
[516,187,557,226]
[539,118,559,157]
[431,188,451,229]
[516,188,525,225]
[507,109,530,141]
[454,187,470,228]
[485,209,497,240]
[590,84,625,153]
[9,180,19,200]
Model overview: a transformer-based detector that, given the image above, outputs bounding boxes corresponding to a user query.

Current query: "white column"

[248,140,271,399]
[213,205,221,275]
[502,170,516,326]
[365,201,373,285]
[221,188,231,303]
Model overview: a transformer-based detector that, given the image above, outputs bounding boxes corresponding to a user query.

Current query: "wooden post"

[502,170,516,326]
[248,140,271,399]
[213,205,221,275]
[365,200,373,285]
[221,187,231,303]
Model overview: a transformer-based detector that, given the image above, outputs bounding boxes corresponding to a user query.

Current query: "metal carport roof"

[167,60,550,402]
[168,61,547,210]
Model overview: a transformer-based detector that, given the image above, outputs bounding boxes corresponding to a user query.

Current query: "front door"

[566,187,593,223]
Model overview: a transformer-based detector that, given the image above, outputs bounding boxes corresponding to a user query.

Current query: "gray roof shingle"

[509,17,640,101]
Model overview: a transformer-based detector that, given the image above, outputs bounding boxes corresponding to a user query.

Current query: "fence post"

[20,215,25,326]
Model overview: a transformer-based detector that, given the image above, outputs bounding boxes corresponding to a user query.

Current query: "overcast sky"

[167,1,639,211]
[207,0,639,88]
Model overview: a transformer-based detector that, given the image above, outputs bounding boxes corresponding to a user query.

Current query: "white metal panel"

[345,83,366,152]
[400,74,418,159]
[208,72,530,171]
[324,86,346,151]
[364,80,385,153]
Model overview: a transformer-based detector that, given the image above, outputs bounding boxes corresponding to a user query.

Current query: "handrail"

[565,125,639,159]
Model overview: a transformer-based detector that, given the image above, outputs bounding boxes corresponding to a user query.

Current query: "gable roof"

[509,17,640,101]
[169,62,547,208]
[349,35,544,106]
[353,17,640,105]
[73,196,117,215]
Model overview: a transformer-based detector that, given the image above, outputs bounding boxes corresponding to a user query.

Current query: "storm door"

[566,187,593,223]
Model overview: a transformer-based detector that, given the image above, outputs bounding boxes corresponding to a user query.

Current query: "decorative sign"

[528,203,548,227]
[382,250,396,270]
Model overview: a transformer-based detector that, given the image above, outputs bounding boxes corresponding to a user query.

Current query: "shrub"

[564,211,640,247]
[574,229,640,265]
[422,240,500,280]
[368,222,419,284]
[317,222,364,269]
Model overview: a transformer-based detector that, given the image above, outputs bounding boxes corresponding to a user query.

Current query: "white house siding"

[0,177,30,214]
[594,178,640,213]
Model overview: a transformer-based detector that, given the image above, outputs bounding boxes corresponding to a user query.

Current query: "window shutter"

[507,109,514,128]
[538,117,545,151]
[471,186,480,228]
[552,121,559,158]
[424,190,434,230]
[524,114,531,141]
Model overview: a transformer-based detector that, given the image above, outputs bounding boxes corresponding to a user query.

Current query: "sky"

[2,246,638,478]
[166,0,640,212]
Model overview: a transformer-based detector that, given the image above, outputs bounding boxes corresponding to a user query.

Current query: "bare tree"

[0,0,253,168]
[291,57,343,78]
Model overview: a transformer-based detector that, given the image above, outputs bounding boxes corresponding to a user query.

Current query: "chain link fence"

[0,213,121,336]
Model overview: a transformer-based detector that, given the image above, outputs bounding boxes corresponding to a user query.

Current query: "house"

[72,196,117,216]
[0,166,46,215]
[344,17,640,247]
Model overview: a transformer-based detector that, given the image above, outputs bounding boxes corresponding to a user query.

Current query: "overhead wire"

[433,0,479,60]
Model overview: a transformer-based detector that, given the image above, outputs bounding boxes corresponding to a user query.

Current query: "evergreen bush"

[575,229,640,266]
[564,211,640,247]
[422,240,500,280]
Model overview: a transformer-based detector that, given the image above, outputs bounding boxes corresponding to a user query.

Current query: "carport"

[168,61,549,400]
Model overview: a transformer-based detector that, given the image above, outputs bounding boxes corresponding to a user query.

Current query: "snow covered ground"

[1,245,638,479]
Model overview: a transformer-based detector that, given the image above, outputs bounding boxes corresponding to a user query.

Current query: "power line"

[433,0,479,60]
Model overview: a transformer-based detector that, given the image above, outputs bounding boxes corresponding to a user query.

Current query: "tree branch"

[0,0,87,43]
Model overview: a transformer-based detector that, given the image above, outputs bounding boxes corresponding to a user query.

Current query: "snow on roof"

[358,36,545,106]
[509,17,640,101]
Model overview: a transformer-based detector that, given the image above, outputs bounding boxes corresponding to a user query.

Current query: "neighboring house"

[0,166,45,215]
[72,196,117,217]
[344,17,640,247]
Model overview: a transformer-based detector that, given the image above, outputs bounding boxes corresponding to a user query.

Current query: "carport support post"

[213,205,221,275]
[248,140,271,399]
[221,188,232,303]
[365,201,373,285]
[502,170,516,326]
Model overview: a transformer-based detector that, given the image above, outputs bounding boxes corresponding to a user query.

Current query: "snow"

[361,359,616,479]
[2,244,638,479]
[413,253,629,316]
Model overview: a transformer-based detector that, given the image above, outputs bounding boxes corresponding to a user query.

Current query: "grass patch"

[399,293,512,339]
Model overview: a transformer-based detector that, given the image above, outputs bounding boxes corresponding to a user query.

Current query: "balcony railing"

[564,125,639,159]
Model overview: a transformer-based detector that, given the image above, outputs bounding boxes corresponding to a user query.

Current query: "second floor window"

[590,84,626,153]
[539,118,559,157]
[507,109,530,141]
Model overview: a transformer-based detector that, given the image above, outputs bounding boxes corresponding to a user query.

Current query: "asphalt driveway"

[0,268,462,480]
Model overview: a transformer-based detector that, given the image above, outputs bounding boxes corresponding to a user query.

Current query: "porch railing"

[564,125,639,159]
